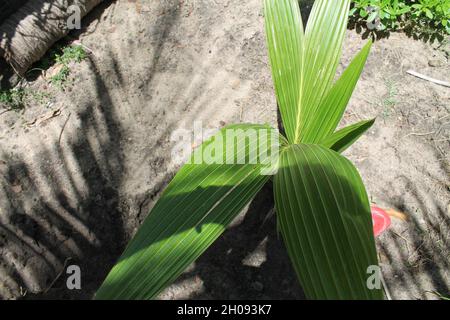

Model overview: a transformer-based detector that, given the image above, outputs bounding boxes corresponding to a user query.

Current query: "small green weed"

[0,88,26,110]
[50,65,71,88]
[0,88,51,111]
[56,45,88,65]
[48,45,87,88]
[381,79,398,118]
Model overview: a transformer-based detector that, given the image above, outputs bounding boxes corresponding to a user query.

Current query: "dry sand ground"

[0,0,448,299]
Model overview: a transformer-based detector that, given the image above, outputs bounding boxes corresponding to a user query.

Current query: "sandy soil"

[0,0,448,300]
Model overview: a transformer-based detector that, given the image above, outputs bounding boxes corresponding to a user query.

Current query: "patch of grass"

[56,45,88,65]
[0,88,26,110]
[48,45,87,88]
[50,65,71,88]
[0,88,51,111]
[381,79,398,118]
[29,90,52,105]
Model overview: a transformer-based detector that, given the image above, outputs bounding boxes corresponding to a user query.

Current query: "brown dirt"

[0,0,448,300]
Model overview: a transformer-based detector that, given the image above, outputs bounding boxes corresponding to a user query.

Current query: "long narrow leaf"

[274,144,382,299]
[264,0,304,143]
[264,0,352,145]
[320,119,375,154]
[296,0,351,143]
[302,41,372,144]
[96,124,280,299]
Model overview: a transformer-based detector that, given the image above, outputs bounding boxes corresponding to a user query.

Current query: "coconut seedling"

[96,0,382,300]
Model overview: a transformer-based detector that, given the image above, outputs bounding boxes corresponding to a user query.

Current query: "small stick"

[386,209,408,221]
[58,113,72,145]
[391,230,411,254]
[381,272,392,301]
[44,257,72,293]
[0,109,12,116]
[403,131,435,139]
[406,70,450,88]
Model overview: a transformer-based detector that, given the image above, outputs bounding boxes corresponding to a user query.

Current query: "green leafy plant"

[411,0,450,31]
[0,88,26,110]
[50,65,71,87]
[350,0,450,36]
[0,87,51,111]
[96,0,382,300]
[49,45,87,87]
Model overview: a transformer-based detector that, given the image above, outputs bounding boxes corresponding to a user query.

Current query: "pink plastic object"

[371,206,391,237]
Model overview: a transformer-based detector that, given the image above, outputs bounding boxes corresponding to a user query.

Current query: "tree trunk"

[0,0,103,75]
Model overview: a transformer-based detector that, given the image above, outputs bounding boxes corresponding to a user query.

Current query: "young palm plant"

[96,0,383,300]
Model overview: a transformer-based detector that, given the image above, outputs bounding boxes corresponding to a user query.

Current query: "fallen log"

[0,0,103,76]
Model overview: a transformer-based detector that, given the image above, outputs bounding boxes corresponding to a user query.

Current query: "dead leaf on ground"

[386,208,409,221]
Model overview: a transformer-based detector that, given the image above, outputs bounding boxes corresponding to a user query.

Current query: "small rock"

[11,184,22,194]
[251,281,264,292]
[231,79,240,89]
[428,59,444,67]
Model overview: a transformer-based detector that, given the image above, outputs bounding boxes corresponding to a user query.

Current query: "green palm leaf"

[264,0,304,143]
[96,124,280,299]
[302,41,373,144]
[298,0,352,143]
[274,144,382,299]
[320,119,375,154]
[264,0,353,144]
